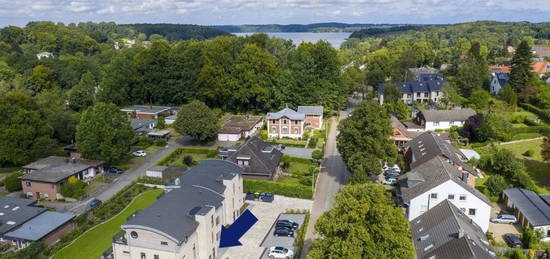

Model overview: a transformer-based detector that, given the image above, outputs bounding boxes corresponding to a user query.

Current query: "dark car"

[86,199,102,211]
[274,226,294,237]
[107,167,123,174]
[259,192,274,202]
[504,233,522,248]
[277,219,299,229]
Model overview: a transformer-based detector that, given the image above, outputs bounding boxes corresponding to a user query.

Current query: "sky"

[0,0,549,27]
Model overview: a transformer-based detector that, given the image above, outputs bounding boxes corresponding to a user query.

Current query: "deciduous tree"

[174,100,219,142]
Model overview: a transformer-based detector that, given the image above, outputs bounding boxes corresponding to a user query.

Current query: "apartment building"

[112,160,244,259]
[378,73,445,105]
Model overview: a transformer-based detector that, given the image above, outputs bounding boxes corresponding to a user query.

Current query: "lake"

[234,32,351,48]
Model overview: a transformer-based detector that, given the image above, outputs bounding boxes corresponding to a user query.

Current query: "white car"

[132,150,147,157]
[491,214,517,224]
[382,178,397,185]
[268,246,294,259]
[392,164,401,173]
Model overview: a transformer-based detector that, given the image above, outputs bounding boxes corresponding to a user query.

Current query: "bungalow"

[218,115,263,142]
[221,137,283,180]
[266,107,306,139]
[412,108,476,131]
[297,106,324,129]
[121,105,173,120]
[378,73,445,105]
[129,119,156,136]
[502,188,550,240]
[0,197,75,250]
[20,156,105,200]
[398,156,492,232]
[490,72,509,95]
[410,200,495,259]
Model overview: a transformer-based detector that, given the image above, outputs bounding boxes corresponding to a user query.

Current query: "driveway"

[260,214,306,259]
[282,147,314,159]
[219,196,313,259]
[489,202,522,243]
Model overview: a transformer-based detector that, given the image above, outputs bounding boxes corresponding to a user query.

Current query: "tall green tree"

[337,100,397,182]
[309,184,415,259]
[508,40,534,95]
[67,71,95,111]
[97,50,138,105]
[35,88,79,144]
[26,65,58,94]
[75,102,134,162]
[174,100,219,142]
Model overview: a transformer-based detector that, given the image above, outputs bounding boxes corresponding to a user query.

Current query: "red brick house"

[297,106,324,129]
[266,108,306,139]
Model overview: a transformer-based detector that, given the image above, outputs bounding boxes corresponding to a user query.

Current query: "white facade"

[423,120,466,131]
[407,179,491,232]
[490,76,503,95]
[217,133,240,142]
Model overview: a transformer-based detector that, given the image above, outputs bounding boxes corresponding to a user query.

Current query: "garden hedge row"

[520,103,550,124]
[243,179,312,199]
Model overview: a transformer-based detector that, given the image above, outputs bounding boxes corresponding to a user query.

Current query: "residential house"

[0,197,75,250]
[532,45,550,61]
[502,188,550,240]
[404,131,479,177]
[411,108,476,131]
[112,160,244,259]
[297,106,324,129]
[130,119,156,136]
[266,107,306,139]
[20,156,105,200]
[488,65,511,74]
[220,137,283,180]
[218,115,263,142]
[165,115,177,125]
[398,156,492,232]
[36,51,54,60]
[121,105,173,120]
[410,199,495,259]
[145,166,186,181]
[532,61,550,77]
[490,72,509,95]
[378,73,445,105]
[408,67,440,80]
[391,116,450,149]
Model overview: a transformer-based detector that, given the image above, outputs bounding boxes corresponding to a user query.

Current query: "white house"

[490,72,509,95]
[413,108,476,131]
[36,51,54,60]
[399,156,491,232]
[217,115,263,142]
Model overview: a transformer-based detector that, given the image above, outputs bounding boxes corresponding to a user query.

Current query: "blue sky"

[0,0,549,27]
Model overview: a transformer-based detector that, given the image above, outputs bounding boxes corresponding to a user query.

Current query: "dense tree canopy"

[174,100,219,142]
[309,184,415,259]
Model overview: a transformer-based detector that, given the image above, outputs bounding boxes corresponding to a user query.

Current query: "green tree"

[522,227,538,249]
[337,101,397,182]
[542,137,550,162]
[156,116,166,130]
[35,88,80,144]
[508,40,534,94]
[485,148,524,178]
[309,184,414,259]
[476,112,512,141]
[26,65,58,94]
[468,89,491,109]
[67,71,95,111]
[174,100,218,142]
[75,102,134,162]
[485,175,508,196]
[4,171,23,192]
[97,50,137,105]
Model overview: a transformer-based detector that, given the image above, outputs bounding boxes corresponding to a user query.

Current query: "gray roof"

[219,115,263,134]
[120,105,171,114]
[129,119,156,132]
[419,108,476,122]
[4,211,74,241]
[21,156,104,183]
[148,166,168,172]
[407,132,477,176]
[226,137,283,178]
[411,200,495,259]
[503,188,550,227]
[399,156,491,205]
[266,108,305,120]
[123,160,242,244]
[0,197,46,236]
[297,106,324,116]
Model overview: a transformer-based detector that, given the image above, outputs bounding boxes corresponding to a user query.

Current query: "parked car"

[259,192,274,202]
[392,164,401,173]
[385,171,399,178]
[274,226,294,237]
[504,233,522,248]
[268,246,294,259]
[87,199,102,211]
[107,167,123,174]
[491,214,518,224]
[132,150,147,157]
[382,178,397,185]
[276,219,299,230]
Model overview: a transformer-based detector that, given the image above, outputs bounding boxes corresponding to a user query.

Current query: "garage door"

[218,134,240,142]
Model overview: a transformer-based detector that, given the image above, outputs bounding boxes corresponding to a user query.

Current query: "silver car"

[491,214,517,224]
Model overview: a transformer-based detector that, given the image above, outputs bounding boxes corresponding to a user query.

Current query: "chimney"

[457,228,465,238]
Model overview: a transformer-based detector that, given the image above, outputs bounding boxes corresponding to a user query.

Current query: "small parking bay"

[259,214,305,259]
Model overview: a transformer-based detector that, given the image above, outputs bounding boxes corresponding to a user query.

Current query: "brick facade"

[21,181,60,200]
[267,117,304,139]
[305,115,322,129]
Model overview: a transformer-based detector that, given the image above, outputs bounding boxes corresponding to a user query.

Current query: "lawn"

[115,145,163,170]
[156,147,218,167]
[53,189,163,259]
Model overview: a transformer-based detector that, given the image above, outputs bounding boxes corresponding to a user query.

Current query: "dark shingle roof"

[0,197,46,236]
[179,159,243,193]
[226,137,283,178]
[503,188,550,227]
[495,72,509,87]
[266,108,305,120]
[420,108,476,122]
[20,156,104,183]
[120,105,171,114]
[297,106,324,116]
[129,119,156,132]
[4,211,74,241]
[399,156,491,205]
[379,76,444,95]
[411,200,495,259]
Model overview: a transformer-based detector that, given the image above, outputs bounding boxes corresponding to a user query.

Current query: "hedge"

[3,171,23,192]
[510,125,550,135]
[243,179,312,199]
[519,103,550,123]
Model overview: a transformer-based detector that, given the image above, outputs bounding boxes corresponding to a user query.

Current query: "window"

[154,255,159,259]
[424,93,429,97]
[123,251,130,254]
[294,120,299,125]
[283,119,287,124]
[25,181,31,187]
[216,216,220,225]
[141,252,146,259]
[211,215,214,227]
[407,94,412,98]
[436,91,440,96]
[433,121,439,126]
[450,121,455,125]
[448,194,455,200]
[459,195,467,201]
[468,209,476,216]
[430,193,438,199]
[212,232,214,243]
[161,241,168,246]
[294,128,299,134]
[130,231,138,239]
[416,92,421,97]
[271,120,276,124]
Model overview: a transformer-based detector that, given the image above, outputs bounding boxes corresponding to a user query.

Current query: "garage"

[218,133,241,142]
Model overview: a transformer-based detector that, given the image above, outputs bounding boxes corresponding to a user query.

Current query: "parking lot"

[489,202,521,243]
[219,196,312,259]
[259,214,306,259]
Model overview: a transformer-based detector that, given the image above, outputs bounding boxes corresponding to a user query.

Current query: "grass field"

[53,189,163,259]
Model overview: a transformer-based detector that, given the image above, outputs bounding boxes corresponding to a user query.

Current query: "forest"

[212,22,392,33]
[0,21,347,167]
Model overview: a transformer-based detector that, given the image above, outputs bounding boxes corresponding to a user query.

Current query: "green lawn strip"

[115,145,163,170]
[156,147,217,167]
[53,189,163,259]
[244,179,312,199]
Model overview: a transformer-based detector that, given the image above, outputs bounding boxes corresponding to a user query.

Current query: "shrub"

[522,149,535,157]
[522,227,538,249]
[508,249,527,259]
[154,138,167,146]
[4,171,23,192]
[137,176,166,185]
[260,130,268,140]
[60,180,87,198]
[293,212,310,257]
[244,179,312,199]
[183,155,194,166]
[311,150,323,160]
[485,175,508,197]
